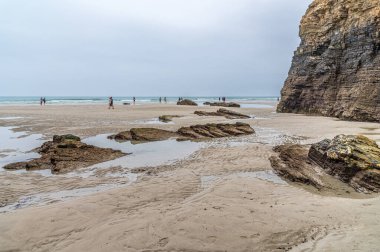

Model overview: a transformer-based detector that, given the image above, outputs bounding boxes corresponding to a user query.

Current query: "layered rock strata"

[177,99,197,106]
[109,122,255,142]
[270,135,380,193]
[278,0,380,122]
[4,134,125,174]
[195,108,251,119]
[204,102,240,108]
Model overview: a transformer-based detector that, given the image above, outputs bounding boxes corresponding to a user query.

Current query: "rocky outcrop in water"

[270,145,324,188]
[270,135,380,193]
[109,122,255,142]
[109,128,178,142]
[4,134,125,174]
[204,102,240,108]
[309,135,380,192]
[177,99,197,106]
[278,0,380,122]
[177,122,254,140]
[195,108,251,119]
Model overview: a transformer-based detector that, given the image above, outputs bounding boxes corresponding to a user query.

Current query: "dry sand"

[0,103,380,251]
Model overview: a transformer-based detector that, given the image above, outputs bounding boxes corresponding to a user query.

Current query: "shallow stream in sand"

[0,122,301,212]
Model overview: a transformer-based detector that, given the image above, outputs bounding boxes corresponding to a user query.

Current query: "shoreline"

[0,103,380,251]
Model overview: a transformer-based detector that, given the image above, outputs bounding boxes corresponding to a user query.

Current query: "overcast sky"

[0,0,311,96]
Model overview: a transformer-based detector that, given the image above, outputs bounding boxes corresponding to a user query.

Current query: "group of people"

[218,97,227,102]
[159,97,167,103]
[40,97,46,106]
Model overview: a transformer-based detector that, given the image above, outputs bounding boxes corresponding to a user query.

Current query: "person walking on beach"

[133,97,136,105]
[164,97,167,103]
[108,96,114,109]
[159,97,162,103]
[40,97,43,106]
[43,97,46,105]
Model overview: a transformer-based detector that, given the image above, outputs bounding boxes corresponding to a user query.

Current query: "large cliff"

[278,0,380,122]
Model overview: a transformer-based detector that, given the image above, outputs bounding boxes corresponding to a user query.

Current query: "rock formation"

[177,99,198,106]
[4,134,125,174]
[177,122,254,140]
[158,115,182,123]
[195,108,251,119]
[309,135,380,192]
[270,135,380,193]
[109,122,255,142]
[109,128,178,142]
[270,145,324,188]
[278,0,380,122]
[204,102,240,108]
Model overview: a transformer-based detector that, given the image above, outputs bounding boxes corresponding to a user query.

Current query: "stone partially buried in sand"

[109,122,255,143]
[4,134,126,174]
[158,115,182,123]
[177,99,197,106]
[195,108,250,119]
[309,135,380,192]
[270,135,380,193]
[108,128,178,142]
[204,102,240,108]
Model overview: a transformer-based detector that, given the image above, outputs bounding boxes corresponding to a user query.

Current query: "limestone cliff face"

[278,0,380,122]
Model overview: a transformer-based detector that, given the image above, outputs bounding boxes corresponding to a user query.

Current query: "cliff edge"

[278,0,380,122]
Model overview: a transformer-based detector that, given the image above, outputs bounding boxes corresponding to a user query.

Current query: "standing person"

[108,96,114,109]
[40,97,43,106]
[43,97,46,105]
[133,97,136,105]
[218,97,221,102]
[164,97,167,103]
[159,97,162,103]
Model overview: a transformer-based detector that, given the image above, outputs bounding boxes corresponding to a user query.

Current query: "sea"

[0,96,278,106]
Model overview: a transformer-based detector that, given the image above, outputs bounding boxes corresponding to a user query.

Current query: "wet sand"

[0,103,380,251]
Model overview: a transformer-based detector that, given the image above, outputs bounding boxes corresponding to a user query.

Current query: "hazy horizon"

[1,0,312,96]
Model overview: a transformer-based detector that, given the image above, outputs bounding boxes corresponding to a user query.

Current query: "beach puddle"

[0,175,138,212]
[0,127,44,170]
[0,116,25,120]
[233,171,287,185]
[82,134,203,170]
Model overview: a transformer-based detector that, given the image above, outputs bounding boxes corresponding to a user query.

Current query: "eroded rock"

[177,99,197,106]
[109,122,255,143]
[204,102,240,108]
[309,135,380,192]
[4,134,125,174]
[108,128,178,142]
[177,122,254,140]
[270,135,380,193]
[278,0,380,122]
[270,145,324,188]
[195,108,250,119]
[158,115,182,123]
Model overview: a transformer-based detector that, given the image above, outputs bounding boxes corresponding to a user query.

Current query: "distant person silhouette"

[108,97,114,109]
[133,97,136,105]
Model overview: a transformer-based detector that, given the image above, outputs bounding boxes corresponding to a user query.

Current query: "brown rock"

[269,145,324,188]
[204,102,240,108]
[278,0,380,122]
[110,123,255,143]
[195,108,250,119]
[158,115,182,123]
[177,99,197,106]
[309,135,380,192]
[4,135,125,174]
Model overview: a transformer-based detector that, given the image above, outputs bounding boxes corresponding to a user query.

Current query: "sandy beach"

[1,102,380,251]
